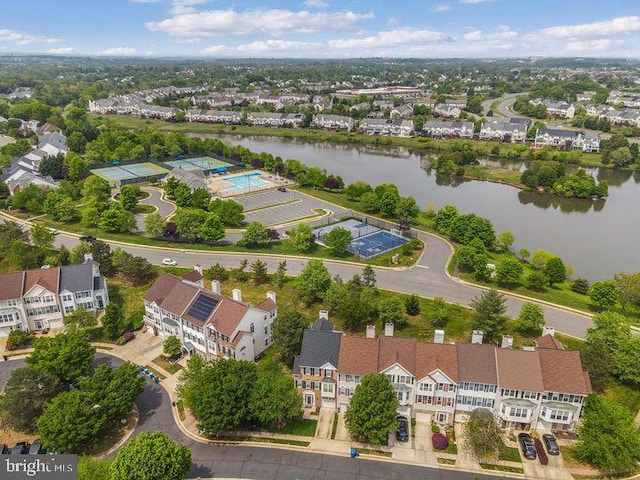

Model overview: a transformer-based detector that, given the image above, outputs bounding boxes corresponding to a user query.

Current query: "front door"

[304,392,315,408]
[34,321,43,330]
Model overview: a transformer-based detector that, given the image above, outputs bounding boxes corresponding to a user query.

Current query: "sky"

[1,0,639,58]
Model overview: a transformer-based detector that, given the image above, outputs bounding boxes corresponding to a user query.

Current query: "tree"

[344,181,372,200]
[361,265,376,288]
[164,335,182,358]
[464,408,502,459]
[288,223,314,252]
[377,296,406,327]
[31,224,55,251]
[495,257,523,288]
[64,307,98,330]
[613,272,640,312]
[589,280,619,310]
[44,190,79,222]
[296,260,332,305]
[0,366,63,433]
[249,366,302,428]
[544,257,566,286]
[190,188,210,210]
[144,213,166,238]
[518,302,545,337]
[98,203,135,233]
[345,374,398,445]
[205,263,228,281]
[323,227,352,256]
[531,250,554,270]
[272,310,309,365]
[405,295,421,315]
[429,297,449,327]
[26,331,95,383]
[208,198,245,226]
[237,221,268,247]
[360,192,378,212]
[519,248,530,262]
[119,185,139,211]
[173,208,208,239]
[275,260,287,288]
[78,457,112,480]
[90,240,115,276]
[471,289,507,345]
[395,196,420,222]
[575,395,640,474]
[435,205,459,234]
[527,271,549,291]
[102,303,123,340]
[199,213,225,242]
[376,190,401,216]
[177,356,258,436]
[497,231,515,251]
[110,432,191,480]
[571,278,590,295]
[250,259,268,285]
[11,184,46,212]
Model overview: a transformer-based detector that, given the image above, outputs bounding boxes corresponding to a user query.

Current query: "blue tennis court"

[348,230,409,258]
[90,162,169,186]
[164,156,232,172]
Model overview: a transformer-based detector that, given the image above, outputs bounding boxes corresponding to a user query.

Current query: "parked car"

[162,258,177,266]
[277,186,287,192]
[542,433,560,455]
[518,433,537,460]
[29,439,44,454]
[47,228,59,235]
[396,416,409,442]
[10,442,30,454]
[79,235,96,243]
[122,331,135,343]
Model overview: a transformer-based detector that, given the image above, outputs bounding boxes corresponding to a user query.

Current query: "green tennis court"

[164,156,232,172]
[91,162,169,186]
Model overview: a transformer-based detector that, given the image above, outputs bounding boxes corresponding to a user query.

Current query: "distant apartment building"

[185,109,243,125]
[479,120,528,143]
[247,112,304,128]
[359,118,414,137]
[534,128,600,153]
[529,99,576,119]
[311,114,354,131]
[143,269,277,361]
[0,255,109,336]
[422,121,474,139]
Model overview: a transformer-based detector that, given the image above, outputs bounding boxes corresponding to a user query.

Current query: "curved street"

[0,354,502,480]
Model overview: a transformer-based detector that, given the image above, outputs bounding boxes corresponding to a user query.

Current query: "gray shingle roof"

[294,320,342,371]
[59,260,98,293]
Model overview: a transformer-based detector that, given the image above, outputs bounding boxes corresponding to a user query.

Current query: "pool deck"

[205,170,291,198]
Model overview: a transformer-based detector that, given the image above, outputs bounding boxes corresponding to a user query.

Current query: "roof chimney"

[542,325,555,337]
[366,325,376,339]
[266,291,276,304]
[83,252,93,263]
[501,335,514,349]
[471,330,483,344]
[434,329,445,344]
[232,288,242,302]
[194,264,202,275]
[211,279,221,295]
[319,310,329,321]
[384,322,394,337]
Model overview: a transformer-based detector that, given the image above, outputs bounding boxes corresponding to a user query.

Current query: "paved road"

[480,93,523,117]
[140,187,176,218]
[0,355,503,480]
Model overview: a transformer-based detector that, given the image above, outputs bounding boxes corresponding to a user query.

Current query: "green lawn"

[152,355,183,375]
[133,204,156,214]
[262,418,318,437]
[605,383,640,415]
[498,443,523,463]
[479,463,524,474]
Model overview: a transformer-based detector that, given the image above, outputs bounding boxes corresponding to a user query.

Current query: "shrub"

[534,438,548,465]
[432,433,449,450]
[431,424,440,433]
[571,277,590,295]
[7,329,28,349]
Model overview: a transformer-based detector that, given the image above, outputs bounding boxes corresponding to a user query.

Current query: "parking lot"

[236,189,350,227]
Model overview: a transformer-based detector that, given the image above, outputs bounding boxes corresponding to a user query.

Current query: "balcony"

[497,398,536,423]
[539,401,578,425]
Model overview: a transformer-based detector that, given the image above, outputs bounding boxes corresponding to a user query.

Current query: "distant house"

[422,121,474,139]
[530,99,576,119]
[390,105,414,119]
[143,271,277,361]
[434,104,461,119]
[247,112,304,128]
[359,118,414,137]
[185,109,242,124]
[479,120,528,143]
[311,114,354,131]
[0,254,109,336]
[534,128,600,153]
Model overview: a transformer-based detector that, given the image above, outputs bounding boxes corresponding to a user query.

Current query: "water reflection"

[517,191,606,213]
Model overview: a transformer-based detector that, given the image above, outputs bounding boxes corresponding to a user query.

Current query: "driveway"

[140,186,176,219]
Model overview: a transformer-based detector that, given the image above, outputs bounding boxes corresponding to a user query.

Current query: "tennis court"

[314,219,409,258]
[90,162,169,186]
[164,156,232,172]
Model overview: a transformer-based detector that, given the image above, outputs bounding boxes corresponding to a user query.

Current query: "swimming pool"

[223,172,272,192]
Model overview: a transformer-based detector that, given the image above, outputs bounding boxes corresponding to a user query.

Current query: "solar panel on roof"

[187,294,219,322]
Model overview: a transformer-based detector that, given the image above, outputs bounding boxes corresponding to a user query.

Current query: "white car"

[161,258,177,266]
[48,228,59,235]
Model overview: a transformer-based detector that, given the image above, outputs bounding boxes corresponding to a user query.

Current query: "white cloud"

[328,28,449,49]
[303,0,329,8]
[539,16,640,39]
[169,0,211,15]
[202,40,323,56]
[99,46,138,56]
[146,8,374,37]
[47,47,75,54]
[431,4,451,12]
[0,29,60,45]
[463,26,517,42]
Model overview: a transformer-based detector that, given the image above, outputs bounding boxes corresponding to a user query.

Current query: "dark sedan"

[518,433,537,460]
[543,433,560,455]
[396,416,409,442]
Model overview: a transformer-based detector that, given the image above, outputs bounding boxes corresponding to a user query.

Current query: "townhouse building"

[185,109,243,125]
[0,255,109,336]
[390,105,414,119]
[530,99,576,119]
[311,114,354,131]
[143,269,277,361]
[479,120,528,143]
[534,128,600,153]
[422,121,474,139]
[359,118,414,137]
[434,104,461,118]
[246,112,304,128]
[293,322,591,432]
